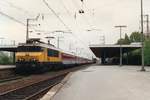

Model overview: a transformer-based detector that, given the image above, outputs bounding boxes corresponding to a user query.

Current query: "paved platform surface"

[0,65,15,69]
[50,65,150,100]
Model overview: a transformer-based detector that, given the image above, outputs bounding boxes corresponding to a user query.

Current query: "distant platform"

[43,65,150,100]
[89,44,142,61]
[0,65,16,70]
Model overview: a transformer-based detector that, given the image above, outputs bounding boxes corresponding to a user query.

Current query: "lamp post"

[140,0,146,71]
[114,25,127,67]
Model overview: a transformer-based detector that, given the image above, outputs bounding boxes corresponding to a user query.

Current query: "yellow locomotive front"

[15,45,46,73]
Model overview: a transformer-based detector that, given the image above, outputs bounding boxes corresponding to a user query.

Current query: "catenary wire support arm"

[42,0,71,30]
[26,14,40,42]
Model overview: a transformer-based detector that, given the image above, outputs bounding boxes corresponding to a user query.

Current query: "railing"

[0,45,18,48]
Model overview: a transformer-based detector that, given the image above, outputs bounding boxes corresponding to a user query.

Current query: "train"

[15,38,93,74]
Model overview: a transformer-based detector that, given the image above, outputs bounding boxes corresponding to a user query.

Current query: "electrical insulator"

[82,10,84,13]
[79,10,82,13]
[79,9,84,14]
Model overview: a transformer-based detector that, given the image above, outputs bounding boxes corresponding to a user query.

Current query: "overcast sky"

[0,0,150,58]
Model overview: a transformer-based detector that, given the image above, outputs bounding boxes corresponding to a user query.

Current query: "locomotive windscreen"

[17,46,43,52]
[47,49,59,57]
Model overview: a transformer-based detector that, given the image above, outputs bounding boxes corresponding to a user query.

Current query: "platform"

[0,65,15,70]
[0,65,16,79]
[42,65,150,100]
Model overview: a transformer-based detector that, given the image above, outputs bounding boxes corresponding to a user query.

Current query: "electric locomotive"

[15,38,92,73]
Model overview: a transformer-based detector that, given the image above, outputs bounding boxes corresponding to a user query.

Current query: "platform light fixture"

[114,25,127,67]
[26,14,41,43]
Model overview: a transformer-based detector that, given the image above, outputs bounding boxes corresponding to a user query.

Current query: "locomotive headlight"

[33,58,36,61]
[31,58,38,62]
[17,59,21,62]
[18,58,25,62]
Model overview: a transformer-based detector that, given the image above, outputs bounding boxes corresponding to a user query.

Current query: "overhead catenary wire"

[0,1,39,28]
[0,0,33,16]
[59,0,80,29]
[0,11,26,26]
[0,9,42,36]
[0,10,40,37]
[82,2,97,29]
[71,0,94,29]
[57,0,93,48]
[59,0,72,17]
[33,0,93,58]
[42,0,89,52]
[59,0,85,32]
[42,0,71,31]
[52,0,95,58]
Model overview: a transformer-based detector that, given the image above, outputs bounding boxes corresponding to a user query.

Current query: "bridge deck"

[0,45,17,52]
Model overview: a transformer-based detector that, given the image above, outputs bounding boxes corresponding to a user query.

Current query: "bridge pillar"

[126,52,129,65]
[13,52,15,64]
[101,51,106,64]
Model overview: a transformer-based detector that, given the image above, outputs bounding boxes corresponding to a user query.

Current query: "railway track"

[0,73,67,100]
[0,76,24,84]
[0,64,91,100]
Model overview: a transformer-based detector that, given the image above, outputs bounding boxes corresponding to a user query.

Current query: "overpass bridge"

[90,44,142,64]
[0,45,18,52]
[0,45,18,64]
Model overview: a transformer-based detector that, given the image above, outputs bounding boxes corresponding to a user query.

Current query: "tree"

[117,38,125,45]
[124,34,131,44]
[130,32,142,42]
[116,34,130,45]
[144,39,150,65]
[0,52,13,65]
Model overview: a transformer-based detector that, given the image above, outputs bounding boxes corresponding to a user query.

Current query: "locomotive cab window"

[47,49,59,57]
[17,46,44,52]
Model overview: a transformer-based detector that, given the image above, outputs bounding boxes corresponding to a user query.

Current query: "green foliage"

[124,34,131,44]
[115,32,145,65]
[117,32,143,45]
[117,34,130,44]
[0,52,13,65]
[130,32,142,42]
[117,38,125,45]
[144,39,150,65]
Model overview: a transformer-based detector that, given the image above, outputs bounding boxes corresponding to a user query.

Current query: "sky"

[0,0,150,58]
